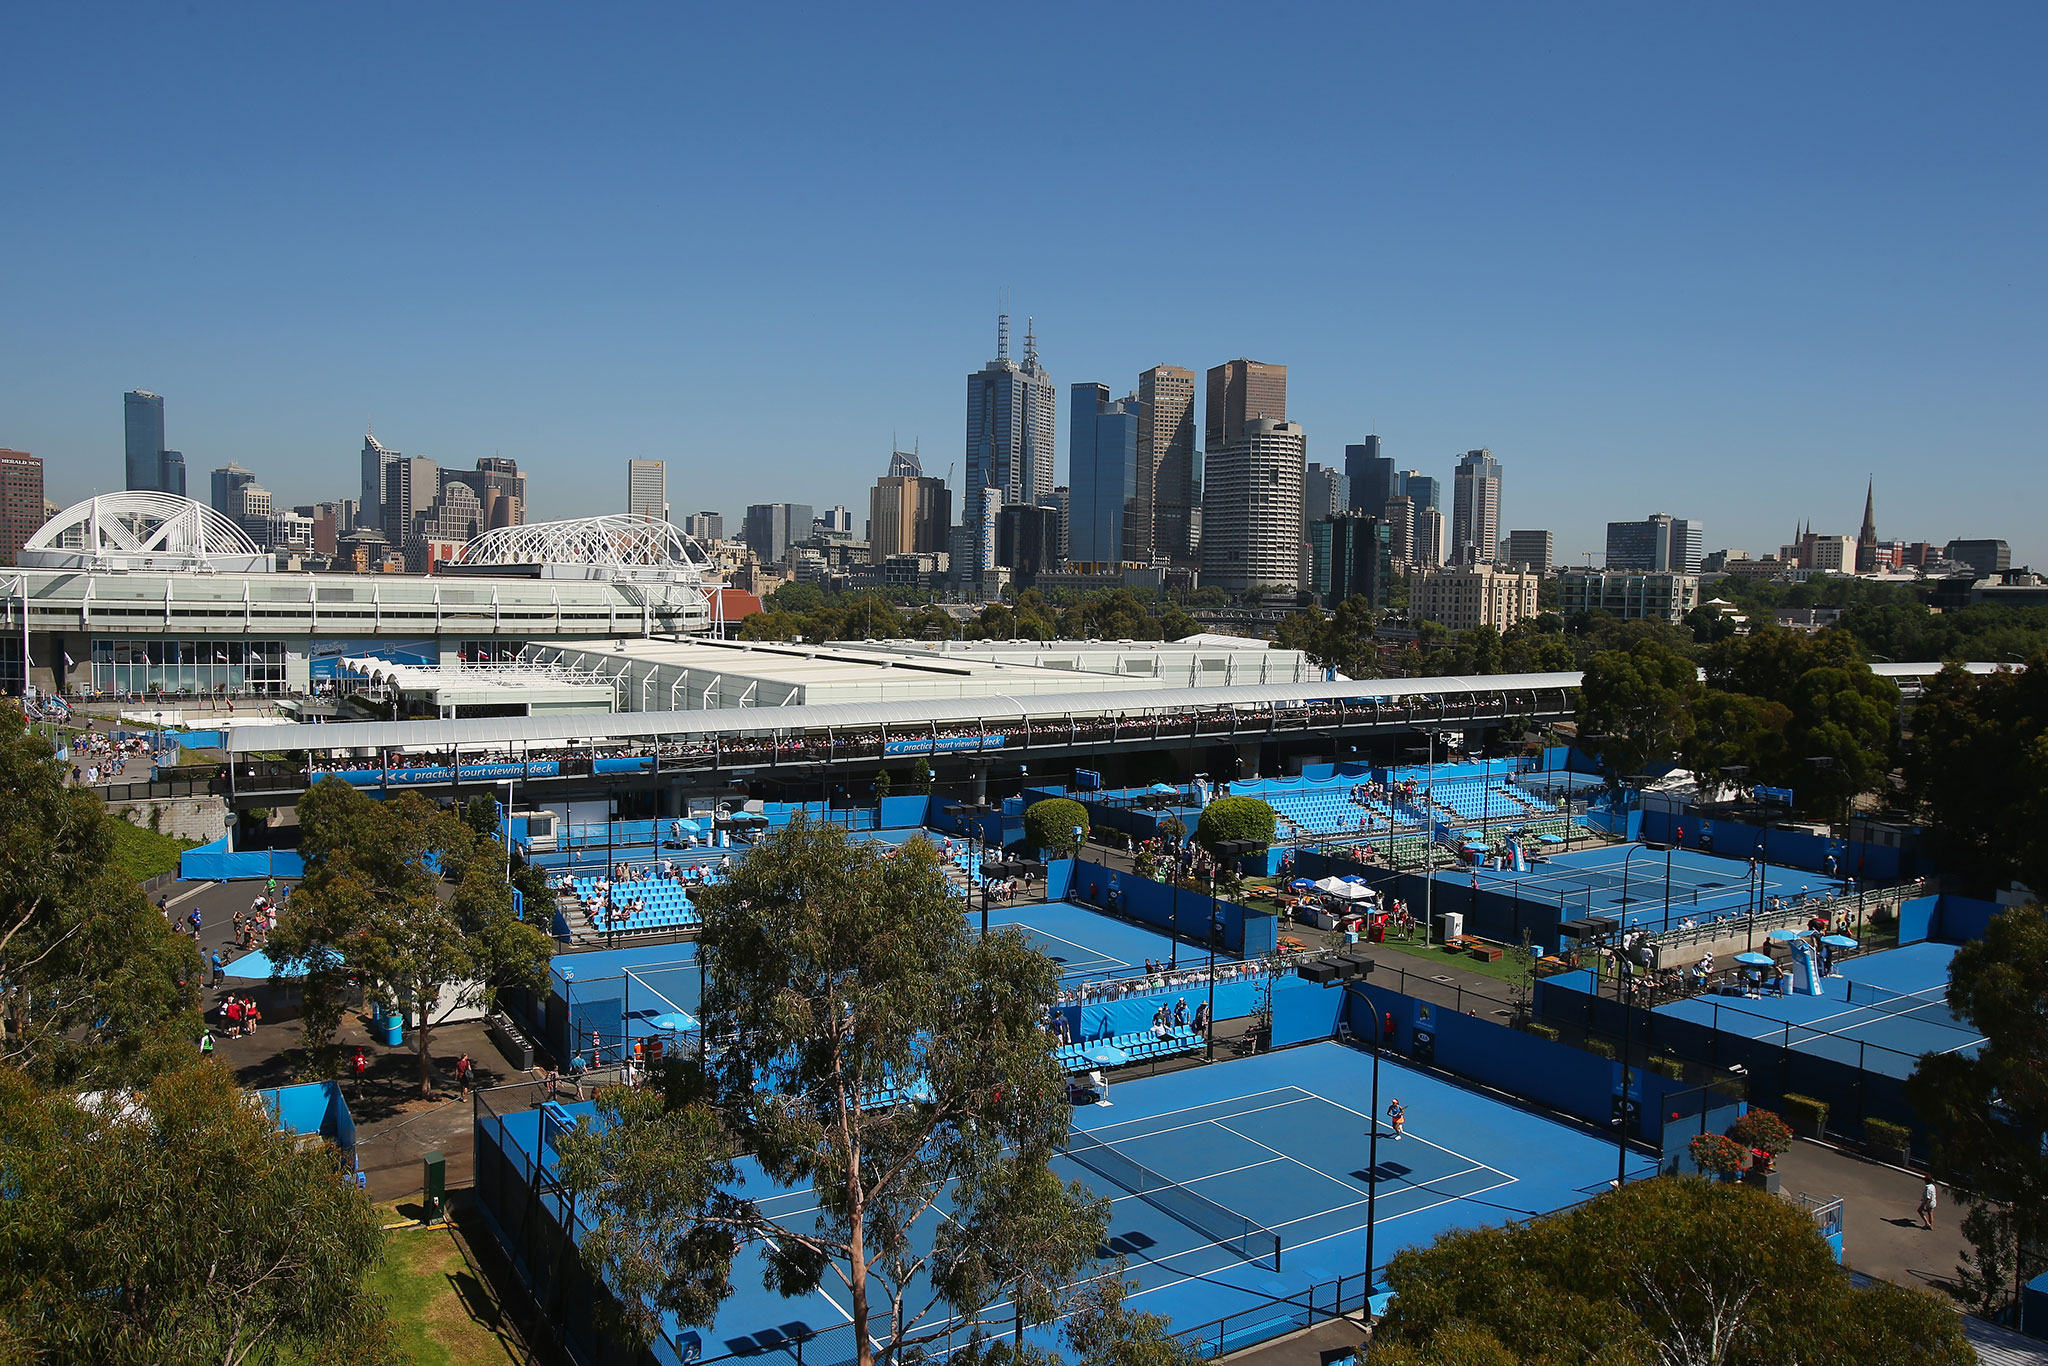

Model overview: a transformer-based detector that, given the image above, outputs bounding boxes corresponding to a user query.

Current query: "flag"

[215,650,229,662]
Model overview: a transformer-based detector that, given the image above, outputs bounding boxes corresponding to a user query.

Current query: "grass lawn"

[370,1202,531,1366]
[106,815,202,886]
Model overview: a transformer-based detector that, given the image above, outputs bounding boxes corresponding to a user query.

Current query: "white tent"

[1313,876,1376,902]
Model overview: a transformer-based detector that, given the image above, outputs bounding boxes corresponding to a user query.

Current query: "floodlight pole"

[1664,843,1675,932]
[1339,979,1383,1291]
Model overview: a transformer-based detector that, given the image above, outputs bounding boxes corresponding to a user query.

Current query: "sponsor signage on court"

[883,735,1006,756]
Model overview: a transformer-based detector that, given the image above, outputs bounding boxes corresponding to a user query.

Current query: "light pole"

[500,778,515,885]
[1299,956,1382,1290]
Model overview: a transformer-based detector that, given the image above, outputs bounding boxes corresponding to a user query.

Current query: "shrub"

[1022,798,1089,855]
[1648,1055,1686,1080]
[1194,797,1278,856]
[1524,1022,1560,1042]
[1583,1037,1616,1060]
[1689,1132,1750,1177]
[1863,1118,1912,1152]
[1781,1093,1830,1135]
[1729,1108,1795,1158]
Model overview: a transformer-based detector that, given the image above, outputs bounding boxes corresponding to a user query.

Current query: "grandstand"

[563,873,704,935]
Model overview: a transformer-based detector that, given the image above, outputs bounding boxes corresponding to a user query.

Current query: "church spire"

[1860,479,1877,542]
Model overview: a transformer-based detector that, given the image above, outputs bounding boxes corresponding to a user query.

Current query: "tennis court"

[1445,842,1843,934]
[1655,941,1982,1079]
[980,900,1198,981]
[484,1041,1651,1365]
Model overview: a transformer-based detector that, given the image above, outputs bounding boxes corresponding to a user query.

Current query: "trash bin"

[379,1011,404,1047]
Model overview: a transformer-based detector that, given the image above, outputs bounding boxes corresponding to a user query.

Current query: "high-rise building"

[627,459,667,522]
[381,456,439,548]
[1304,463,1349,524]
[869,467,951,564]
[1397,471,1441,512]
[124,390,166,492]
[995,503,1060,588]
[1201,416,1306,592]
[820,506,852,535]
[1855,480,1879,573]
[361,434,397,530]
[743,503,814,565]
[1560,570,1701,623]
[466,457,525,530]
[1205,359,1287,454]
[1137,364,1197,564]
[1382,494,1416,563]
[1046,486,1071,562]
[1325,512,1394,610]
[1946,539,2011,575]
[1606,514,1702,572]
[1504,529,1555,574]
[210,463,257,517]
[1068,383,1142,565]
[157,451,186,498]
[1450,449,1502,565]
[1343,438,1394,515]
[1413,506,1446,568]
[683,511,724,541]
[1412,564,1541,632]
[964,315,1055,583]
[231,483,273,543]
[0,451,44,567]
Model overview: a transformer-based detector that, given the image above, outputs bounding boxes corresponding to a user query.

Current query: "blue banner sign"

[883,734,1007,756]
[337,759,560,787]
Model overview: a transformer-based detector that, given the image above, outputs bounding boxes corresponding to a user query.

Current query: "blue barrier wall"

[1269,975,1343,1048]
[1065,859,1279,956]
[1640,808,1908,881]
[1936,895,2005,943]
[1898,896,1937,945]
[260,1080,355,1156]
[1059,979,1263,1041]
[180,835,306,881]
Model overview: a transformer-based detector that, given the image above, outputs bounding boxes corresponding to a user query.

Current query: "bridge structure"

[215,672,1584,808]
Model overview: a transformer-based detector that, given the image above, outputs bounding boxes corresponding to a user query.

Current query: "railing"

[1172,1268,1376,1358]
[1642,878,1930,957]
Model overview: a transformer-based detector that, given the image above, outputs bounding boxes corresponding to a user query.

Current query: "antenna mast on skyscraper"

[996,312,1010,362]
[1024,317,1038,367]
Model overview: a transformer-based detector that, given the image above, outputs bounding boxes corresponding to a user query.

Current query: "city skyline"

[4,6,2043,565]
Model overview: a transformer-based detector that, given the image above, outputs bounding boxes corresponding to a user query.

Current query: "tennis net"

[1840,979,1977,1035]
[1062,1127,1282,1270]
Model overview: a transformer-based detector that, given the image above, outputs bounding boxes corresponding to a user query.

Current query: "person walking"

[1387,1098,1406,1140]
[455,1053,475,1098]
[209,949,225,987]
[199,1028,216,1056]
[351,1047,369,1098]
[1918,1180,1938,1229]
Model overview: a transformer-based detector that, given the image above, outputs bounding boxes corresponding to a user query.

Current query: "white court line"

[999,923,1126,972]
[1300,1091,1516,1183]
[1211,1119,1386,1200]
[1083,1094,1321,1145]
[1080,1085,1316,1136]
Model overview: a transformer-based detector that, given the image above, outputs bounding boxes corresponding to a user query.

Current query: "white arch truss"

[22,493,274,572]
[451,514,711,581]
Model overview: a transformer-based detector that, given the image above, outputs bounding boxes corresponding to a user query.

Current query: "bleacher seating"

[567,874,704,933]
[1263,785,1406,837]
[1053,1027,1201,1073]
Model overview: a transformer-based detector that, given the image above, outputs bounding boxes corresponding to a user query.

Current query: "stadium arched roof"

[449,514,711,582]
[21,492,275,572]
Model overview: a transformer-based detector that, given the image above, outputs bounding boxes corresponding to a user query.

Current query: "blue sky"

[3,3,2043,566]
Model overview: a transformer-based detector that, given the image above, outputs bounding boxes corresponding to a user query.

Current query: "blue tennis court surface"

[494,1041,1652,1365]
[1444,843,1844,933]
[1654,941,1982,1078]
[980,899,1195,981]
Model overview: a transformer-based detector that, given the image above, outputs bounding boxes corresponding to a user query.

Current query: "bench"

[1469,945,1504,964]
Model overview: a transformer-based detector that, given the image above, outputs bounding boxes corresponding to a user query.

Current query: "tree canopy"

[0,707,199,1088]
[556,819,1137,1366]
[1904,906,2048,1316]
[1374,1176,1970,1366]
[273,778,551,1093]
[1024,798,1090,856]
[0,1061,397,1365]
[1193,796,1277,855]
[1902,654,2048,897]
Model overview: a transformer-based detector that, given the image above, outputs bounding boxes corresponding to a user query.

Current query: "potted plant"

[1863,1118,1912,1166]
[1781,1093,1829,1140]
[1688,1132,1751,1182]
[1729,1109,1794,1193]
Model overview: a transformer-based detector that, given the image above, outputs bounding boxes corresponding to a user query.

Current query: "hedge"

[1023,798,1090,854]
[1194,796,1278,855]
[1781,1093,1830,1135]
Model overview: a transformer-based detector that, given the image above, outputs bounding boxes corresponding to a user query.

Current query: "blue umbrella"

[674,818,703,833]
[224,948,340,980]
[1148,783,1178,796]
[1083,1044,1130,1067]
[1820,934,1858,949]
[1734,952,1775,966]
[1290,878,1316,890]
[648,1011,698,1032]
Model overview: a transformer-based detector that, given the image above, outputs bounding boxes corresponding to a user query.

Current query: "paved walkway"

[1775,1138,1970,1297]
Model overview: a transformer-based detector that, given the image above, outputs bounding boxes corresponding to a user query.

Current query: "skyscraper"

[210,463,256,517]
[0,451,44,567]
[124,390,166,492]
[964,315,1055,584]
[467,457,526,529]
[1504,529,1555,574]
[869,470,952,564]
[1397,471,1441,513]
[1067,383,1141,565]
[1382,493,1416,563]
[743,503,814,564]
[1304,463,1349,525]
[1201,416,1306,592]
[1325,512,1394,610]
[1605,514,1702,572]
[1205,359,1287,453]
[627,459,667,522]
[1137,364,1197,564]
[157,450,186,497]
[1343,438,1394,515]
[361,434,397,531]
[1413,506,1446,568]
[995,503,1060,588]
[684,511,725,541]
[1450,449,1502,565]
[381,456,439,548]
